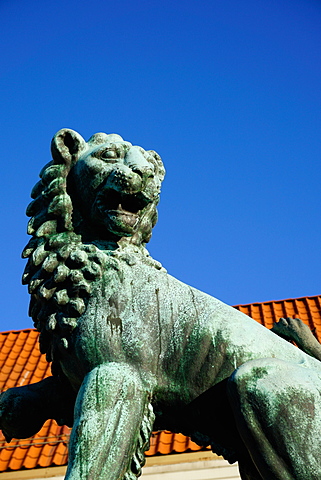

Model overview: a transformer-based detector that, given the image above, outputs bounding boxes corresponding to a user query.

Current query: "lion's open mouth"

[105,189,150,215]
[94,188,152,231]
[91,183,156,237]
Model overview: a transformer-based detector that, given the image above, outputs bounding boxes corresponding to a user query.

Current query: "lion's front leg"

[65,363,155,480]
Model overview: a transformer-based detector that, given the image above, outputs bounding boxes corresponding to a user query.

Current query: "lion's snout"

[105,167,144,195]
[124,146,155,183]
[131,164,154,182]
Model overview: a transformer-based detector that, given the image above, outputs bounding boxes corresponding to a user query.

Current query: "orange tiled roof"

[0,295,321,472]
[235,295,321,338]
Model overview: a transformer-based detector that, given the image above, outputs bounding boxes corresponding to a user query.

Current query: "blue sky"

[1,0,321,332]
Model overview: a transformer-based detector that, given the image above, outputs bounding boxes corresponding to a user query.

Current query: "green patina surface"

[1,129,321,480]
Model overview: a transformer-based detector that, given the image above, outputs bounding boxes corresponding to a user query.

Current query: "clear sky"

[1,0,321,332]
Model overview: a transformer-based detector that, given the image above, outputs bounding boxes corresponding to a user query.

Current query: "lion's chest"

[67,260,165,376]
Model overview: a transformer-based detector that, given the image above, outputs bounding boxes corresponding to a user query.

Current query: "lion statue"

[1,128,321,480]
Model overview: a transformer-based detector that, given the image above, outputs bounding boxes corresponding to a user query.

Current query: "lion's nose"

[124,146,154,182]
[132,165,154,180]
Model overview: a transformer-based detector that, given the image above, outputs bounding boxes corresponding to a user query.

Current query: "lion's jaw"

[69,143,161,243]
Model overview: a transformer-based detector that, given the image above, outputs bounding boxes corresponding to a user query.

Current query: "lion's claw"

[272,317,321,361]
[272,317,311,342]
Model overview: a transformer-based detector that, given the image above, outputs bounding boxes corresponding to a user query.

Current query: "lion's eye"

[98,149,118,161]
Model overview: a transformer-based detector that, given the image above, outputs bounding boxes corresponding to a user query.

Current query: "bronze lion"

[1,129,321,480]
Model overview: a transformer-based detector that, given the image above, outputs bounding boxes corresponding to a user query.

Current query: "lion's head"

[49,129,165,244]
[22,129,165,364]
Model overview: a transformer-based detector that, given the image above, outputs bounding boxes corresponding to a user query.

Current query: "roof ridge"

[234,294,321,308]
[0,328,36,336]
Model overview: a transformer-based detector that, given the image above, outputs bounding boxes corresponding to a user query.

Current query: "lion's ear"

[51,129,86,166]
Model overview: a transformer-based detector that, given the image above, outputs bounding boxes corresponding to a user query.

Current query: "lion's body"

[62,255,321,396]
[1,129,321,480]
[61,256,321,479]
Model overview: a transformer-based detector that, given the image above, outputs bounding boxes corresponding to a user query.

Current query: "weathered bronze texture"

[1,129,321,480]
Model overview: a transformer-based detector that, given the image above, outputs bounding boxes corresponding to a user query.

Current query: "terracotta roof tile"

[147,431,205,456]
[0,295,321,472]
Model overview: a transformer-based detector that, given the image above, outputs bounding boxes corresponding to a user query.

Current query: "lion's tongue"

[114,205,138,227]
[120,212,137,226]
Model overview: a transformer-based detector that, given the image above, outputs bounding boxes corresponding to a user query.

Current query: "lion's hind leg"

[228,358,321,480]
